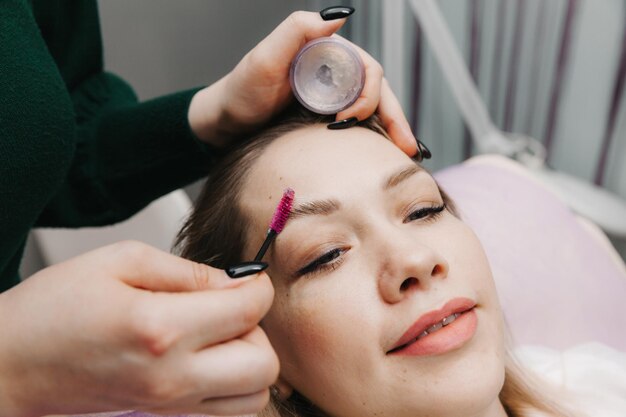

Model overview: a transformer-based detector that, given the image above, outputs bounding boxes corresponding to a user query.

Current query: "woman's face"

[240,125,506,417]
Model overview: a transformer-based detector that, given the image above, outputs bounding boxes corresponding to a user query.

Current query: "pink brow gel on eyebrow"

[254,188,295,262]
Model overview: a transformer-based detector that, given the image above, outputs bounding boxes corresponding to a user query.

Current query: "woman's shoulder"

[515,343,626,417]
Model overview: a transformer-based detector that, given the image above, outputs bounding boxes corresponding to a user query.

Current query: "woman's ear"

[271,376,294,401]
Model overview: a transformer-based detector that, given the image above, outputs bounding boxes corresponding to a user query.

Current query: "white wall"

[99,0,308,100]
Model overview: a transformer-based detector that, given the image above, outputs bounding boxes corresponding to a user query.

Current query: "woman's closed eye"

[296,247,346,278]
[293,204,446,279]
[403,203,446,224]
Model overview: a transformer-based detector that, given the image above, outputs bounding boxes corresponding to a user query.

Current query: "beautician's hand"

[188,10,418,156]
[0,241,277,417]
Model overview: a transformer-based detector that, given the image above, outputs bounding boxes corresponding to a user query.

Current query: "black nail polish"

[320,6,355,21]
[415,139,432,162]
[327,117,358,130]
[226,261,268,279]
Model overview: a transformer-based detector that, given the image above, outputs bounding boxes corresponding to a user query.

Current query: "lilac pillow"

[434,156,626,350]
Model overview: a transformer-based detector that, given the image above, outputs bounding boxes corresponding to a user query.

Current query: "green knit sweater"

[0,0,218,291]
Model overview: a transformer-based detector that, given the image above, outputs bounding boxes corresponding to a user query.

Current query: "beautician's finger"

[135,274,274,350]
[186,326,279,398]
[333,38,417,156]
[105,240,243,292]
[248,11,347,74]
[334,42,383,123]
[377,77,418,156]
[146,389,270,416]
[143,328,276,415]
[196,389,271,416]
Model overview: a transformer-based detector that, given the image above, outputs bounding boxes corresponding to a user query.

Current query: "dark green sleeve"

[36,72,220,227]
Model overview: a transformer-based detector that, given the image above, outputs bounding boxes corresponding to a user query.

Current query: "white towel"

[515,343,626,417]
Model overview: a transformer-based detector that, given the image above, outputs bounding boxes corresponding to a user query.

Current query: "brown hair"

[175,106,577,417]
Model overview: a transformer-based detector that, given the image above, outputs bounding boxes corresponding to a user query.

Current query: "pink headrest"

[434,156,626,350]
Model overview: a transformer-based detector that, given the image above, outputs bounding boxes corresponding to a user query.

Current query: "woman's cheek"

[448,221,506,356]
[274,281,371,364]
[442,220,494,286]
[264,288,333,360]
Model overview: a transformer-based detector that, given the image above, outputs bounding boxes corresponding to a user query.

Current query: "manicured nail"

[327,117,358,130]
[320,6,355,21]
[415,139,432,161]
[226,261,268,279]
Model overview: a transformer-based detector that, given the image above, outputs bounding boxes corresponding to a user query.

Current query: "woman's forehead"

[249,125,407,189]
[240,125,413,226]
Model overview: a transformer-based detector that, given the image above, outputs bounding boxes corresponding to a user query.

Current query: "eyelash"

[295,204,446,278]
[296,248,346,278]
[403,203,446,223]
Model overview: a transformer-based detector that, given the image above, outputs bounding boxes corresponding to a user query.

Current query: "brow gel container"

[290,37,365,115]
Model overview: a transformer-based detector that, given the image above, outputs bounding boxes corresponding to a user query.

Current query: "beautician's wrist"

[188,76,241,148]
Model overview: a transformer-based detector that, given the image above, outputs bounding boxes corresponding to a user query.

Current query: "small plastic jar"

[290,37,365,115]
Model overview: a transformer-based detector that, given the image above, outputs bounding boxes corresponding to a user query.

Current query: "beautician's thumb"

[111,241,243,292]
[253,11,346,64]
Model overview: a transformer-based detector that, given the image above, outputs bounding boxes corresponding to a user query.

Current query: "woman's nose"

[375,233,449,304]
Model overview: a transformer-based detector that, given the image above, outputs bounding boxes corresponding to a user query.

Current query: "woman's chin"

[302,358,505,417]
[386,326,506,416]
[372,370,505,417]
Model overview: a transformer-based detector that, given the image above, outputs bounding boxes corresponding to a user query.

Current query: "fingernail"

[320,6,355,21]
[414,139,432,162]
[226,261,269,279]
[327,117,358,130]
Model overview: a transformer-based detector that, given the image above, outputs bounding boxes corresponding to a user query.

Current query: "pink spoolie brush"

[254,188,295,261]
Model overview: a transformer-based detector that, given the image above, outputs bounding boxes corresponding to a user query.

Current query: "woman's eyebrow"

[383,164,422,190]
[287,165,421,221]
[288,199,341,220]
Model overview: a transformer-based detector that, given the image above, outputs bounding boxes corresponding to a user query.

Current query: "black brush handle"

[254,229,277,262]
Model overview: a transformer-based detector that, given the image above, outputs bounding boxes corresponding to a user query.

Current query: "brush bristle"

[269,188,295,234]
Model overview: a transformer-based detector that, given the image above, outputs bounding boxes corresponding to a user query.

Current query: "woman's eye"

[297,248,345,277]
[404,204,446,224]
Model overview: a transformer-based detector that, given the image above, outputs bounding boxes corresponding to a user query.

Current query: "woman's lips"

[387,297,477,356]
